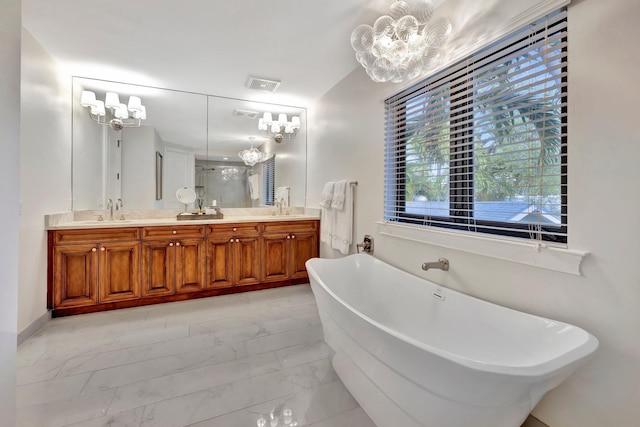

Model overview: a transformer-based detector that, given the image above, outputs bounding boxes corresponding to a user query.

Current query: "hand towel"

[331,180,348,210]
[319,182,335,208]
[331,181,353,255]
[248,174,260,200]
[320,205,335,246]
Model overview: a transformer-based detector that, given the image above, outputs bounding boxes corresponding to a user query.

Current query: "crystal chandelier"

[80,91,147,130]
[238,137,266,166]
[350,0,452,83]
[258,113,301,143]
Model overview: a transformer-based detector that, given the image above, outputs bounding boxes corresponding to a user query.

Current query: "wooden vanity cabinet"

[141,226,206,296]
[261,221,318,282]
[50,228,141,309]
[206,223,261,288]
[49,219,319,316]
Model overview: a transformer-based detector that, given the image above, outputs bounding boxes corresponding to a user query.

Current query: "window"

[384,10,567,243]
[261,155,275,206]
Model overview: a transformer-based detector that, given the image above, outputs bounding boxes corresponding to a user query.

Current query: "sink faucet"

[106,199,114,221]
[421,258,449,271]
[116,198,125,220]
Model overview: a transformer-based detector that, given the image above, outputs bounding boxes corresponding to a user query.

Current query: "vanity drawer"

[207,223,260,236]
[142,225,205,240]
[262,220,318,234]
[53,228,141,245]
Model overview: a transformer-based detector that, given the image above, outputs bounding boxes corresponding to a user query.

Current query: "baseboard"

[522,415,550,427]
[17,311,51,346]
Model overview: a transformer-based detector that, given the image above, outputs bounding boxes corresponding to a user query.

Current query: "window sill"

[377,221,588,276]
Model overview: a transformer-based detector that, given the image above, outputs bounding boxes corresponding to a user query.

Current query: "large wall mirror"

[72,77,307,211]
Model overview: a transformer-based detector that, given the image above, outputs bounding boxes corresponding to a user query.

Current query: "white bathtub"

[306,254,598,427]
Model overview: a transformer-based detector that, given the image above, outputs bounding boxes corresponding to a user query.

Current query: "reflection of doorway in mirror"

[105,127,122,206]
[163,146,195,209]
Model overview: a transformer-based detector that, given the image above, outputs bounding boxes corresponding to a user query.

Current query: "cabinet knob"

[291,235,296,239]
[233,227,237,232]
[169,242,174,247]
[176,242,181,246]
[100,247,106,251]
[92,248,97,252]
[287,236,291,239]
[172,230,177,235]
[230,238,234,243]
[235,239,240,243]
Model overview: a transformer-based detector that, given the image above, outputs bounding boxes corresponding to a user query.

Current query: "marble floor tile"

[17,284,378,427]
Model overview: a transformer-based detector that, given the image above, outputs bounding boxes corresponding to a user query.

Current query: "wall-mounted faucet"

[422,258,449,272]
[356,235,374,255]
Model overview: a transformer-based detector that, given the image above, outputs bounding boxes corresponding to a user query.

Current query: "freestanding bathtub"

[306,254,598,427]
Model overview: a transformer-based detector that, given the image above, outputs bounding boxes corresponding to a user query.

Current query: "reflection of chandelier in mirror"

[80,90,147,130]
[221,167,239,181]
[258,113,301,143]
[350,0,452,83]
[238,137,266,166]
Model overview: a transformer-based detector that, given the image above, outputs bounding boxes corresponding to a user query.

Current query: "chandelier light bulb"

[350,0,452,84]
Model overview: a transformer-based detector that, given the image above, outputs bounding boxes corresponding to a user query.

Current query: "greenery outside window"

[384,9,568,244]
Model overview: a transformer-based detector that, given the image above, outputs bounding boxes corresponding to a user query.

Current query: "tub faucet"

[422,258,449,271]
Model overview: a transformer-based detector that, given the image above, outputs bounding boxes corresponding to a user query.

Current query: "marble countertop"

[46,208,321,230]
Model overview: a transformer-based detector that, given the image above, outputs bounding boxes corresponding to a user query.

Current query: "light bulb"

[127,96,142,112]
[278,113,288,125]
[91,100,106,117]
[104,92,120,109]
[263,112,273,123]
[80,91,97,108]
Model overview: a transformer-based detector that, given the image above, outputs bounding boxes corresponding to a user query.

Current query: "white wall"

[307,0,640,426]
[72,84,106,210]
[0,1,21,424]
[122,126,159,209]
[19,30,72,334]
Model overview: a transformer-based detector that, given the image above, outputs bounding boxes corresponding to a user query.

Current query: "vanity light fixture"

[258,112,300,143]
[80,90,147,130]
[238,137,266,166]
[350,0,452,83]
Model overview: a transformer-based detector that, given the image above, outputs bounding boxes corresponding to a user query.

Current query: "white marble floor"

[16,284,377,427]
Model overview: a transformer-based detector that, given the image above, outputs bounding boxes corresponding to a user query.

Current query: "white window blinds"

[261,155,275,206]
[384,9,568,244]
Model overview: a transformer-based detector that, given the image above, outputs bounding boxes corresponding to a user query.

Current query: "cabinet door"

[261,233,290,283]
[289,231,317,279]
[207,237,234,289]
[175,238,206,293]
[141,240,176,297]
[99,242,141,303]
[234,236,261,286]
[53,244,99,308]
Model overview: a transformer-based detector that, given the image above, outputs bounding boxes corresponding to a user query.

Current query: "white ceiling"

[23,0,383,108]
[23,0,444,155]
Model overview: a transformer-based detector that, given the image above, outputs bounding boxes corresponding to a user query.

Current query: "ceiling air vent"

[233,109,260,119]
[246,76,281,92]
